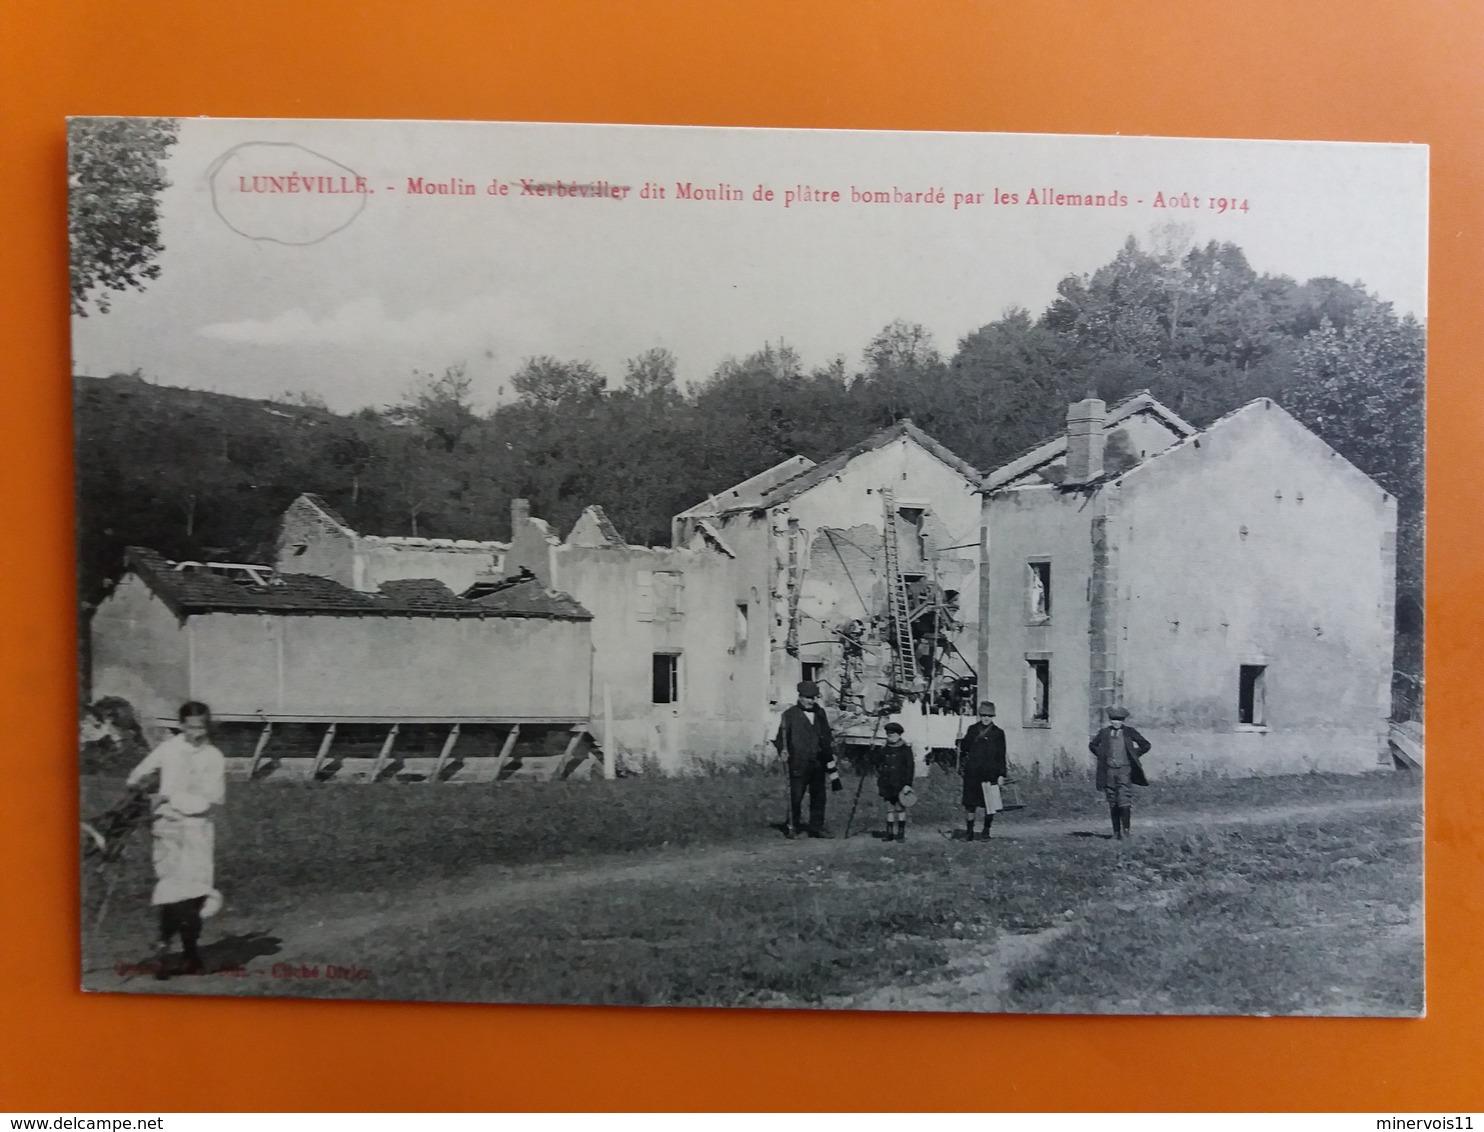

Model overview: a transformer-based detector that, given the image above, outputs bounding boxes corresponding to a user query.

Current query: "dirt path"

[86,793,1416,995]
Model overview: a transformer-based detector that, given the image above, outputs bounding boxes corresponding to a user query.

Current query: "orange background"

[1,0,1479,1113]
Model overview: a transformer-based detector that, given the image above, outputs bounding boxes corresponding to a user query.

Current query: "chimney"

[511,497,531,529]
[1064,396,1107,484]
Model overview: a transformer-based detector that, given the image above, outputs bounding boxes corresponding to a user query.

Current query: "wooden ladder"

[881,488,917,692]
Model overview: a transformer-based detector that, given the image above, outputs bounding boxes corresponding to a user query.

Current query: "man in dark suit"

[1089,706,1153,840]
[957,701,1008,841]
[773,679,841,838]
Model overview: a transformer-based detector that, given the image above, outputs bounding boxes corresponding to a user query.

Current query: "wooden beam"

[370,723,400,782]
[246,722,273,778]
[310,723,337,778]
[492,724,520,783]
[602,684,615,780]
[553,728,584,781]
[431,724,461,782]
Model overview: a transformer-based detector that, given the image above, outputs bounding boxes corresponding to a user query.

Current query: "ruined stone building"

[978,393,1397,778]
[89,546,595,780]
[498,421,985,769]
[91,397,1396,782]
[233,425,980,773]
[277,493,508,596]
[671,419,985,756]
[500,497,743,769]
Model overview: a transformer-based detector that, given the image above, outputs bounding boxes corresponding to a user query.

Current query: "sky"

[70,119,1429,413]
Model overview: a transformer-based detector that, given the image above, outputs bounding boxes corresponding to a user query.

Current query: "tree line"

[75,234,1424,670]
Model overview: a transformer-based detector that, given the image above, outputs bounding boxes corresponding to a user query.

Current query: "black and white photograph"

[72,118,1425,1015]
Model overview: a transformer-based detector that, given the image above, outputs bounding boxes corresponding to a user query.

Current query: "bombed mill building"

[87,398,1403,780]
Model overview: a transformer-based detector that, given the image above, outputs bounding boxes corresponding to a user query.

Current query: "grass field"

[79,764,1423,1015]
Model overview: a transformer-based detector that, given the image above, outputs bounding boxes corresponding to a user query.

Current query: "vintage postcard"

[72,119,1425,1014]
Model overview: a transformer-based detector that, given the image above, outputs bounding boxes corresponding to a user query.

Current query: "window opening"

[896,507,927,562]
[1027,658,1051,723]
[1239,665,1267,726]
[653,653,681,704]
[1029,560,1052,620]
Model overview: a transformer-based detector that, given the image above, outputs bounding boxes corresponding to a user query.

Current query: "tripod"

[843,713,886,839]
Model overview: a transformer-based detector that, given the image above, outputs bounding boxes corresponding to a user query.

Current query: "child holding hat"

[875,722,915,842]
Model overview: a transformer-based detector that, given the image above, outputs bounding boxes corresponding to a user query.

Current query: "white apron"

[126,735,226,905]
[149,808,216,904]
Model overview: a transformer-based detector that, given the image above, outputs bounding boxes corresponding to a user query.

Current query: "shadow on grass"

[202,930,284,972]
[104,931,284,984]
[119,931,284,975]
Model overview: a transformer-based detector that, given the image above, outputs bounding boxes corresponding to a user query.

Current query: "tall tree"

[325,411,383,508]
[388,363,478,451]
[622,347,681,405]
[374,430,462,538]
[510,355,606,407]
[687,342,810,488]
[858,319,945,424]
[947,309,1079,467]
[68,117,180,316]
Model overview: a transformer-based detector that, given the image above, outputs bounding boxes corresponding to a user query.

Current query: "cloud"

[197,294,553,354]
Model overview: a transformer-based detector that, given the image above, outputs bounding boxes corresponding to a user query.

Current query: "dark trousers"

[789,763,828,832]
[159,895,207,959]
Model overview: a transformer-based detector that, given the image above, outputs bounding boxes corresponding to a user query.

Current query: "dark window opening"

[1239,665,1267,726]
[653,653,680,704]
[801,661,824,686]
[1027,659,1051,723]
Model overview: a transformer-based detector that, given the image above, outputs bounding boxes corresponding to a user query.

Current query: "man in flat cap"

[773,679,841,838]
[958,701,1008,841]
[1089,706,1152,840]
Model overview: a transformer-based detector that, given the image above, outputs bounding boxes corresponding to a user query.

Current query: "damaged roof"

[756,420,981,507]
[1096,397,1389,496]
[679,421,979,519]
[298,493,355,534]
[674,455,817,518]
[469,574,592,619]
[565,504,627,548]
[980,392,1195,492]
[124,547,590,620]
[291,493,507,551]
[376,578,476,612]
[582,505,624,545]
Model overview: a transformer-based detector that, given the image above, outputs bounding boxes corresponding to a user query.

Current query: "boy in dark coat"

[773,680,841,838]
[957,701,1007,841]
[875,721,915,842]
[1089,706,1152,840]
